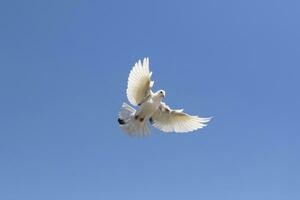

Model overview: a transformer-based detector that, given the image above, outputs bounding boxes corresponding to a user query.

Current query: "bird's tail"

[118,103,150,136]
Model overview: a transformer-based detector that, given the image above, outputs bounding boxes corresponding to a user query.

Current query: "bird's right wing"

[151,102,211,133]
[126,57,154,106]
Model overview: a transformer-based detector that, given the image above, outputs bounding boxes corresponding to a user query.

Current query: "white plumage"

[118,57,211,136]
[126,58,153,106]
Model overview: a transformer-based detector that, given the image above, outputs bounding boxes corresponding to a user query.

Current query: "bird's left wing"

[151,102,211,133]
[126,57,154,106]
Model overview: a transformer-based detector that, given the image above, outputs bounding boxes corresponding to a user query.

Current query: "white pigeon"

[118,57,211,136]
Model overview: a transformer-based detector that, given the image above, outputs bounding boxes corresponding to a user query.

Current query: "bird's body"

[135,91,163,121]
[118,57,211,136]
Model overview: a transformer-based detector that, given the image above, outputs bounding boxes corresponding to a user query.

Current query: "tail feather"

[118,103,150,136]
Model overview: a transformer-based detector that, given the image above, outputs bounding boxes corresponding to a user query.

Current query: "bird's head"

[157,90,166,98]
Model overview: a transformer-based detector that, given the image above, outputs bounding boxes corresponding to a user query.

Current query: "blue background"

[0,0,299,199]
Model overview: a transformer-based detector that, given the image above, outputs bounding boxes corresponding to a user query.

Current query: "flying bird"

[118,57,211,136]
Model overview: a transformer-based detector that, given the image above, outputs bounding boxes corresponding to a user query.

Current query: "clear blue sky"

[0,0,299,199]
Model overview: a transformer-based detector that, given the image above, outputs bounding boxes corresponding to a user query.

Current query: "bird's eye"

[160,91,163,94]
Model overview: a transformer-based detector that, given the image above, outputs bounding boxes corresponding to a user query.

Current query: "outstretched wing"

[126,57,154,106]
[151,102,211,133]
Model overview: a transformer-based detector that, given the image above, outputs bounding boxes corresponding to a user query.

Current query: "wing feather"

[126,57,153,106]
[151,102,211,133]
